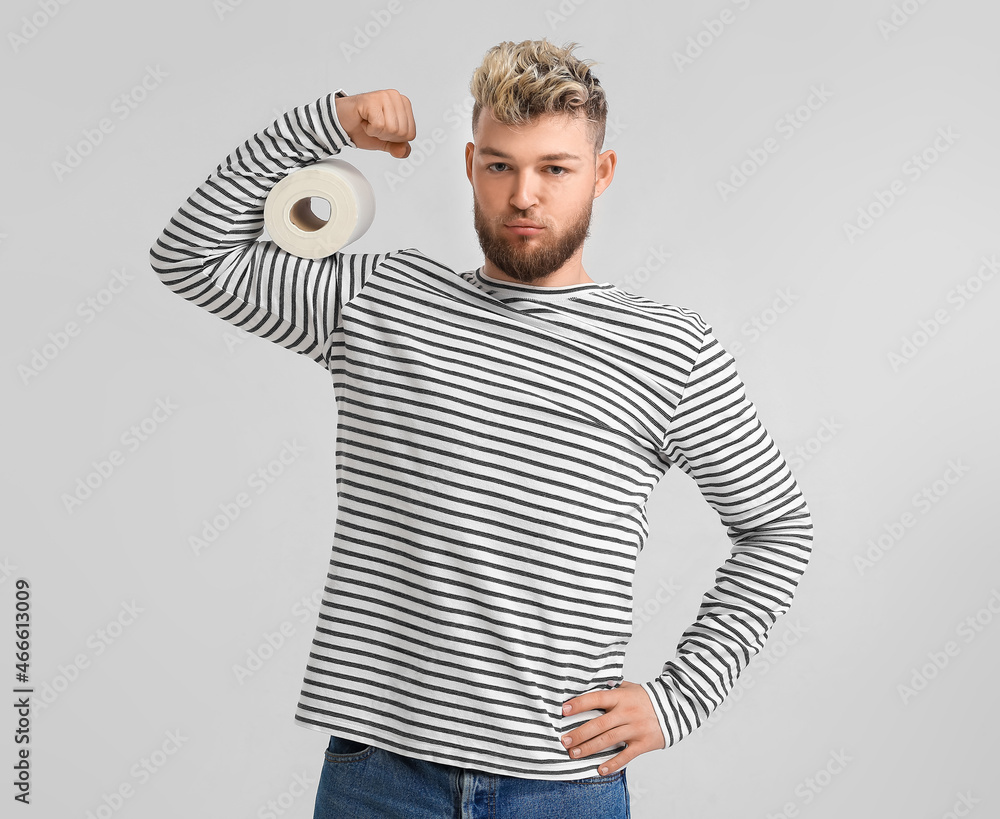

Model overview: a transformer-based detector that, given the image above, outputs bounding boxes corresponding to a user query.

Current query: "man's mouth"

[504,220,545,236]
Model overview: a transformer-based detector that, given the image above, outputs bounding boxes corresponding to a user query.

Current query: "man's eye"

[487,162,508,172]
[548,166,567,175]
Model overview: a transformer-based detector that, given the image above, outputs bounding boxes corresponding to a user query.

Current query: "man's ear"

[594,148,617,198]
[465,142,475,185]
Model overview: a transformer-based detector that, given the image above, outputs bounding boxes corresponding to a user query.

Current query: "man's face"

[466,110,614,284]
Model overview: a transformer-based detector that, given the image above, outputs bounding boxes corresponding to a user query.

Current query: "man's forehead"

[475,110,592,159]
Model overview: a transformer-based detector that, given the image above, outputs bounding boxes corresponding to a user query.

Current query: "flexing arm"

[148,89,416,366]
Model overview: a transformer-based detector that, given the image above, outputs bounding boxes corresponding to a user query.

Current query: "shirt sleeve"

[148,89,395,368]
[640,323,814,748]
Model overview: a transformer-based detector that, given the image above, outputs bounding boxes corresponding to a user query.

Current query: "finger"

[363,91,406,140]
[360,126,409,159]
[563,688,615,717]
[358,98,398,144]
[563,722,628,759]
[361,103,390,140]
[355,131,407,158]
[386,93,414,157]
[382,93,404,138]
[397,93,417,142]
[560,690,618,750]
[596,745,637,776]
[561,710,616,751]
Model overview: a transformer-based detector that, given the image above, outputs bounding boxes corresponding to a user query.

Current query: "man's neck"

[482,258,594,287]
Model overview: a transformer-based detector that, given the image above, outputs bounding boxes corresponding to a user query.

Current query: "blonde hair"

[470,39,608,153]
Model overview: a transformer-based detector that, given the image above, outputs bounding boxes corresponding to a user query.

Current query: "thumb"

[351,130,411,159]
[385,140,412,159]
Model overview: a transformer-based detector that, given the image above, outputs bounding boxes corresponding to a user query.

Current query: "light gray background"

[3,0,998,817]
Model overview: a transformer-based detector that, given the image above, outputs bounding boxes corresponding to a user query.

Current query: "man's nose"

[509,171,540,211]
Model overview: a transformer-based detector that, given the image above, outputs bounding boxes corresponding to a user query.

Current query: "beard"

[472,194,593,284]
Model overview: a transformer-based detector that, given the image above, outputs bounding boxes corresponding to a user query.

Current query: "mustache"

[493,213,549,228]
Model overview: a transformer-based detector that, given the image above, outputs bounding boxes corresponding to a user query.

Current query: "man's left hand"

[560,680,666,775]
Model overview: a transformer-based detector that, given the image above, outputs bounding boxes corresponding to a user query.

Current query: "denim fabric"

[312,735,631,819]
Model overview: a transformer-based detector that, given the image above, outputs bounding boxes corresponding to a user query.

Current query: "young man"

[150,39,813,819]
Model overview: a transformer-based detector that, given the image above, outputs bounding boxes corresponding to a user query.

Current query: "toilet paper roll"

[263,158,376,259]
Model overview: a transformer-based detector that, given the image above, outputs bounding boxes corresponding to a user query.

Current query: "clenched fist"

[334,89,416,159]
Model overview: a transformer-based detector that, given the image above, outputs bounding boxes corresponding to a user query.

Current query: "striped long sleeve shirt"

[149,91,814,780]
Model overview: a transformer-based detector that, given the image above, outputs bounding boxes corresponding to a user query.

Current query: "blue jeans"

[312,735,631,819]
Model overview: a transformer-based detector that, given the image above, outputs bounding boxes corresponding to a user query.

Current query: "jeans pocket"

[324,734,377,762]
[567,768,626,786]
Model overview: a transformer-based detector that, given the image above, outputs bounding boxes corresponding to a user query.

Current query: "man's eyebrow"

[478,146,583,162]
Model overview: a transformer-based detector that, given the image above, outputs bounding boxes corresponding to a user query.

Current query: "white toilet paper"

[263,158,376,259]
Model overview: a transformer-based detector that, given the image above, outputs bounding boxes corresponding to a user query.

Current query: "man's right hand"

[335,89,416,159]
